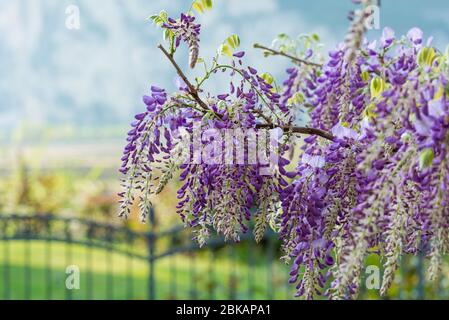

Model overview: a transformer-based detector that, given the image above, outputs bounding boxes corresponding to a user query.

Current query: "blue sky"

[1,0,449,139]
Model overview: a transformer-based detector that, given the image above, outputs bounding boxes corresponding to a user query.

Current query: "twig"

[158,44,210,112]
[256,123,334,141]
[158,43,333,141]
[253,43,322,68]
[253,108,274,126]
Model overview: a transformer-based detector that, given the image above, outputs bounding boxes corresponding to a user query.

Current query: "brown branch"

[158,43,333,141]
[252,108,273,126]
[253,43,322,68]
[254,109,334,141]
[158,44,210,112]
[256,123,334,141]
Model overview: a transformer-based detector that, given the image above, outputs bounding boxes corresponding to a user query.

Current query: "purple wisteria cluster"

[120,1,449,299]
[278,20,449,298]
[162,13,201,69]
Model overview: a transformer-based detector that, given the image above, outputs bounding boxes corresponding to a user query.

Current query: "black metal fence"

[0,211,293,300]
[0,212,439,300]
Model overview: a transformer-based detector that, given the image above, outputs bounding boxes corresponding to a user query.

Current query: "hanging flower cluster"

[120,0,449,299]
[162,13,201,68]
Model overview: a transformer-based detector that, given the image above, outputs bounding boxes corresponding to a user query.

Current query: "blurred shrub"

[0,155,183,232]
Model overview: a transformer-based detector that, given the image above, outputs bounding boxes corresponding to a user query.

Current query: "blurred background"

[1,0,449,300]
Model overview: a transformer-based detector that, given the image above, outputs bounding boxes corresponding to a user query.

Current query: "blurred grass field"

[2,241,449,300]
[0,241,294,300]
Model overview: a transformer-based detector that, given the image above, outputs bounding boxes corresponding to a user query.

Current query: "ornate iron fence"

[0,211,293,300]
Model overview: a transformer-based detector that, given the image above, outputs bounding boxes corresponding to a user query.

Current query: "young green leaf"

[220,44,233,58]
[417,47,437,67]
[363,102,377,120]
[361,70,370,82]
[311,33,320,42]
[261,72,274,85]
[202,0,213,9]
[419,148,434,170]
[192,0,213,14]
[370,76,385,99]
[149,11,169,27]
[226,34,240,50]
[192,2,204,14]
[219,35,241,58]
[288,92,305,105]
[163,29,174,43]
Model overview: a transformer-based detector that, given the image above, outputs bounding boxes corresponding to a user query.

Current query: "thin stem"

[198,64,283,123]
[158,44,210,113]
[158,44,334,141]
[253,43,322,67]
[256,123,334,141]
[203,64,269,104]
[253,108,273,126]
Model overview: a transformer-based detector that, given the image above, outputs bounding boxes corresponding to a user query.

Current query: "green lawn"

[0,240,294,300]
[1,241,444,300]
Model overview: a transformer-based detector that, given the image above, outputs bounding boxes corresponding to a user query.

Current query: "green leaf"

[419,148,434,170]
[163,29,174,42]
[361,70,370,82]
[159,11,168,21]
[370,76,385,99]
[192,0,213,14]
[149,10,168,26]
[261,72,274,85]
[201,0,213,9]
[226,34,240,49]
[219,35,240,58]
[417,47,436,67]
[149,15,161,25]
[192,2,204,13]
[217,100,226,110]
[287,92,305,105]
[220,44,233,58]
[363,102,377,120]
